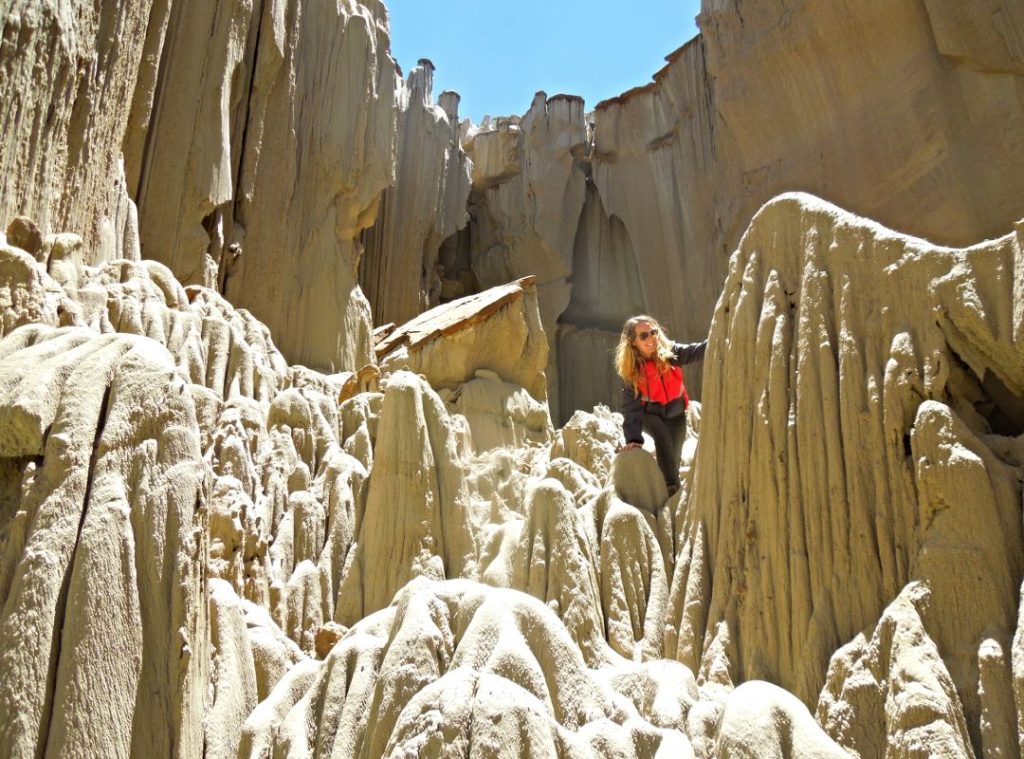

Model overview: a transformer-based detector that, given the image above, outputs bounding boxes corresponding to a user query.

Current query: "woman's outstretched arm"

[673,339,708,365]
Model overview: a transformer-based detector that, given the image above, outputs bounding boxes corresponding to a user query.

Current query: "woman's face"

[632,320,658,359]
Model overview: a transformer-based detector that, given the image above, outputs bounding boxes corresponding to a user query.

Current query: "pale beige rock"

[611,448,669,515]
[464,94,585,296]
[589,39,727,405]
[464,447,539,538]
[240,596,307,703]
[698,0,1024,249]
[911,400,1021,743]
[0,248,289,405]
[923,0,1024,74]
[379,276,550,404]
[220,0,397,372]
[442,369,552,454]
[4,4,1024,741]
[208,475,269,607]
[664,521,710,673]
[550,405,623,482]
[0,1,153,250]
[360,60,472,327]
[96,156,142,264]
[978,637,1017,759]
[207,579,260,759]
[132,0,257,287]
[339,391,383,472]
[587,492,669,662]
[284,559,328,654]
[1014,576,1024,757]
[686,193,1024,745]
[237,658,325,758]
[499,478,605,662]
[314,446,369,622]
[817,583,973,757]
[246,579,695,757]
[584,0,1024,412]
[0,328,207,759]
[461,116,520,189]
[127,0,397,372]
[336,371,480,625]
[543,456,601,505]
[207,399,265,501]
[0,245,65,338]
[595,658,699,733]
[463,93,588,415]
[121,0,173,197]
[718,681,847,759]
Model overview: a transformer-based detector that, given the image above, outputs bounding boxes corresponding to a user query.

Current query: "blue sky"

[386,1,703,124]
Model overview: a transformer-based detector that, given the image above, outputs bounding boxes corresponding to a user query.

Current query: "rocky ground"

[0,192,1021,756]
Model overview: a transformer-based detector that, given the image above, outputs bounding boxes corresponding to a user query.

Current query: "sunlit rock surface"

[0,189,1020,756]
[2,0,398,372]
[584,0,1024,408]
[462,93,588,420]
[1,0,1024,755]
[0,0,151,256]
[687,192,1024,753]
[377,275,550,407]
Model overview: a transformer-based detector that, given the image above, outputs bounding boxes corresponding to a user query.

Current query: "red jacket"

[639,360,690,407]
[621,340,707,444]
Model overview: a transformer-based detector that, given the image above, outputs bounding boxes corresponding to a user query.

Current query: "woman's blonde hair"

[614,314,674,396]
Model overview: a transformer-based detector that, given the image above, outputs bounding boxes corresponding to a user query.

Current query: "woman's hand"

[619,442,643,453]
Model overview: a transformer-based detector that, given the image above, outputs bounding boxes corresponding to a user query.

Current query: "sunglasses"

[636,328,659,341]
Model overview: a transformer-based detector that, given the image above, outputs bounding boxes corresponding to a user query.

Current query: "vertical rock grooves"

[358,61,471,328]
[0,188,1023,753]
[0,0,1023,755]
[38,381,112,758]
[129,0,178,208]
[687,192,1023,752]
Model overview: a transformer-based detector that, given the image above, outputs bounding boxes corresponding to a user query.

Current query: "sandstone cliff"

[2,0,399,373]
[3,0,1022,419]
[359,60,472,329]
[447,0,1024,423]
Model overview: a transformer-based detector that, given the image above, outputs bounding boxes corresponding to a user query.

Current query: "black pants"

[642,411,687,488]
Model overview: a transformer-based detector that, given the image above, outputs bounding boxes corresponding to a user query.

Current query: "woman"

[615,315,707,494]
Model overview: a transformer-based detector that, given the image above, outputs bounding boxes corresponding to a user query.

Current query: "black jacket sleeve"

[620,381,644,444]
[673,339,708,365]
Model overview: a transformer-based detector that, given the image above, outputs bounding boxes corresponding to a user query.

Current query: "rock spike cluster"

[1,187,1022,755]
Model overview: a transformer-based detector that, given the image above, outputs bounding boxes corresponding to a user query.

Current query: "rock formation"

[461,93,589,421]
[686,192,1024,754]
[360,60,472,329]
[2,0,399,373]
[2,184,1021,755]
[450,0,1024,421]
[4,0,1022,417]
[142,0,397,373]
[0,1,152,258]
[1,0,1024,756]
